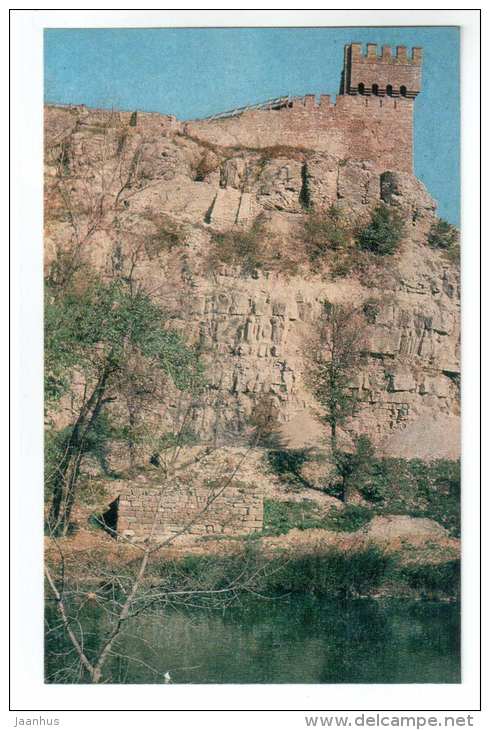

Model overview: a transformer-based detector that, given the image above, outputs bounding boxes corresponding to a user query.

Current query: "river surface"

[46,595,460,684]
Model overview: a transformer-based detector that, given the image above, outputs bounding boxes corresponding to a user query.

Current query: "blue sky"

[44,27,460,224]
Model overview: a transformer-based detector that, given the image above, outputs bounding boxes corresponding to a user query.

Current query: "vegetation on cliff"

[300,204,405,277]
[427,217,460,263]
[45,275,204,535]
[265,449,460,537]
[207,202,411,281]
[357,204,405,256]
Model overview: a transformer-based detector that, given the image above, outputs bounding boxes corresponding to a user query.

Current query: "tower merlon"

[396,46,408,63]
[412,47,423,65]
[367,43,378,59]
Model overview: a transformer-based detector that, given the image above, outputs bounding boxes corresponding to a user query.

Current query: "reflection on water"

[46,596,460,684]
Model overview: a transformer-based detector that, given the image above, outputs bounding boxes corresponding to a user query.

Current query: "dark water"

[46,596,460,684]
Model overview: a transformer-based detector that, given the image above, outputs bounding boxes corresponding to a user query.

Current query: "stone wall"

[116,479,264,542]
[343,43,422,98]
[185,94,414,173]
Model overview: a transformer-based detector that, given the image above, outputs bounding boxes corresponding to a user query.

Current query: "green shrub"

[357,458,460,536]
[333,435,377,503]
[262,498,374,536]
[324,504,373,533]
[411,459,460,535]
[297,205,405,278]
[428,218,459,250]
[262,499,322,535]
[400,560,460,599]
[427,218,460,263]
[152,545,393,598]
[327,446,460,536]
[357,205,404,256]
[355,455,415,506]
[322,481,345,501]
[150,545,269,599]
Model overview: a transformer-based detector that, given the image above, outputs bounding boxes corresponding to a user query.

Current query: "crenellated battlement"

[287,93,408,110]
[341,43,423,98]
[182,41,423,173]
[349,42,422,65]
[190,42,423,124]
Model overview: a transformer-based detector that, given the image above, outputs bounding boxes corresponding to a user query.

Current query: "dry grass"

[207,216,301,277]
[255,145,311,162]
[143,215,187,259]
[183,132,312,160]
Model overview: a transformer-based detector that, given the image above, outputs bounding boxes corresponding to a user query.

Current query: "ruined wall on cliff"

[44,105,460,462]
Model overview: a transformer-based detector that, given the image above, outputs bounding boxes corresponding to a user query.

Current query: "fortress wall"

[185,95,414,173]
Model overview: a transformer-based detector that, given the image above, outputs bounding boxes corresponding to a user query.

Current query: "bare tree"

[45,118,164,292]
[44,405,275,684]
[305,301,367,502]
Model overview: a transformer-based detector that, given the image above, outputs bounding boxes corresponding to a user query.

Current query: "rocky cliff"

[44,104,460,461]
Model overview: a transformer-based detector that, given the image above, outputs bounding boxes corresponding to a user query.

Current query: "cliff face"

[44,105,460,461]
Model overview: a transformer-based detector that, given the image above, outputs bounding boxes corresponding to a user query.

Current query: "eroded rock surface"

[45,105,460,460]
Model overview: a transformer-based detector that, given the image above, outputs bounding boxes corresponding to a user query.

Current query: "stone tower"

[341,43,422,98]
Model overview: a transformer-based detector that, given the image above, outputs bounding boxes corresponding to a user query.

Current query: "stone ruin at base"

[110,478,263,543]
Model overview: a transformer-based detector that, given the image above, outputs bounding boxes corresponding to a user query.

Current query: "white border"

[8,5,482,721]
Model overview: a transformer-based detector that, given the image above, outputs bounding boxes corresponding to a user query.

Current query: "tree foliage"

[46,279,202,400]
[305,303,368,502]
[45,277,204,535]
